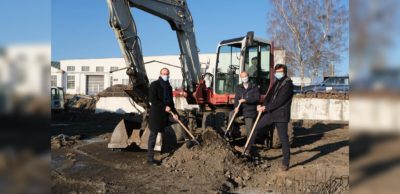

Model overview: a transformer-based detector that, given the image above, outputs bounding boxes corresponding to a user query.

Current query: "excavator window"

[215,44,241,94]
[215,41,272,95]
[244,46,258,82]
[259,44,271,94]
[51,88,59,100]
[243,43,271,94]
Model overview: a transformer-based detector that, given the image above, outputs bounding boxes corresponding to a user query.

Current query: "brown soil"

[65,94,97,110]
[97,84,129,97]
[51,111,349,193]
[51,134,81,149]
[162,129,252,190]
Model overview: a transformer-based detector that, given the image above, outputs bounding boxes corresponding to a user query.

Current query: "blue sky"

[51,0,275,59]
[0,0,50,44]
[0,0,349,75]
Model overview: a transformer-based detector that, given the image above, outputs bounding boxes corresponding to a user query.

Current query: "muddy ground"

[51,112,349,193]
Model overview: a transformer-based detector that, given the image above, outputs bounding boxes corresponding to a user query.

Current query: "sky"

[0,0,50,44]
[0,0,349,75]
[51,0,275,59]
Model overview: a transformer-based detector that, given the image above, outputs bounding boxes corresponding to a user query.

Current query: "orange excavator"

[106,0,292,151]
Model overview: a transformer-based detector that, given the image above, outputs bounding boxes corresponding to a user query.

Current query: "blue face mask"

[161,75,169,81]
[275,72,285,80]
[241,76,249,83]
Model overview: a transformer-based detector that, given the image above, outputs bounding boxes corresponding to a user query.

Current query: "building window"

[96,66,104,72]
[51,75,57,87]
[67,75,75,89]
[113,78,118,82]
[67,66,75,72]
[110,67,118,72]
[122,79,129,85]
[81,66,89,72]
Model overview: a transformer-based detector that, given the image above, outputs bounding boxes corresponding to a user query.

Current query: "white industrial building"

[52,54,216,95]
[51,49,286,95]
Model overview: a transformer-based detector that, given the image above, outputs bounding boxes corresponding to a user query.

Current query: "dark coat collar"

[239,82,255,89]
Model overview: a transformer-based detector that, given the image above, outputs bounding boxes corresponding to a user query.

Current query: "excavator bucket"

[108,119,162,151]
[138,128,163,151]
[108,119,134,149]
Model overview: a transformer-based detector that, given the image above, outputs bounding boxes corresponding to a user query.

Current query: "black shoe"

[224,132,233,141]
[185,140,195,149]
[147,159,160,166]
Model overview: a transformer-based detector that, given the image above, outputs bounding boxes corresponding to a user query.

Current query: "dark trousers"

[228,110,254,137]
[246,113,291,166]
[147,115,189,161]
[147,130,159,161]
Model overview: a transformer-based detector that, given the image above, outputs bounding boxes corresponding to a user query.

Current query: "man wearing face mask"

[235,64,293,171]
[227,71,260,139]
[147,67,193,166]
[247,57,258,77]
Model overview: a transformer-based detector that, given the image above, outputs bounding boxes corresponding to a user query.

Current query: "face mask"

[161,75,169,81]
[275,72,285,80]
[241,76,249,83]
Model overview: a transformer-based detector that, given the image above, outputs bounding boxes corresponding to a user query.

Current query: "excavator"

[106,0,293,151]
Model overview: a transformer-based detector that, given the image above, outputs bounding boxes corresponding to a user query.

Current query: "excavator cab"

[51,87,65,111]
[208,32,274,105]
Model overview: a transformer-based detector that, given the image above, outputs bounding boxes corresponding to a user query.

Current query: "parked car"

[293,85,303,94]
[302,76,349,93]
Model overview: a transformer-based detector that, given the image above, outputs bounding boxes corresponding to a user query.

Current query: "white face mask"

[161,75,169,81]
[241,76,249,83]
[275,72,284,80]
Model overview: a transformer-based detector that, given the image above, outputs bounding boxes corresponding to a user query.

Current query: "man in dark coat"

[227,71,260,138]
[236,64,294,171]
[147,67,191,166]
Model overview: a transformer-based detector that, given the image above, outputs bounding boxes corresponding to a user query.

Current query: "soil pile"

[162,128,269,190]
[51,134,81,149]
[97,84,128,97]
[65,95,97,110]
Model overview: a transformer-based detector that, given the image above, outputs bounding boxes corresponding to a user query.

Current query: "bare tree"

[268,0,348,85]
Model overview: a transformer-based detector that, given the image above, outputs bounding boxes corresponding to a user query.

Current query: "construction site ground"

[51,110,349,193]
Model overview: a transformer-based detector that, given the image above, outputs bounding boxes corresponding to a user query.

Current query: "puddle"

[82,137,106,144]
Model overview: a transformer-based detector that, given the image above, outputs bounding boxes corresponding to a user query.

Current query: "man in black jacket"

[237,64,294,171]
[147,68,191,166]
[227,71,260,138]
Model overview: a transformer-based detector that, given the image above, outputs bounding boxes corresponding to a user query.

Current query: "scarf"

[241,82,252,98]
[159,76,172,105]
[272,76,290,101]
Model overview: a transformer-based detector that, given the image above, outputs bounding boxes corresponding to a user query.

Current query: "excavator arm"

[106,0,205,150]
[106,0,201,110]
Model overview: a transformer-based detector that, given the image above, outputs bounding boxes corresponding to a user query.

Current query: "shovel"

[224,101,242,137]
[169,111,201,146]
[242,110,263,155]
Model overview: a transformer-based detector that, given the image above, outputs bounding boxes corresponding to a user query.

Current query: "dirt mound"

[162,128,267,191]
[65,95,97,110]
[97,84,129,97]
[51,134,81,149]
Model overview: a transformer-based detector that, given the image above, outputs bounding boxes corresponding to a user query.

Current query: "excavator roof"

[219,36,271,46]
